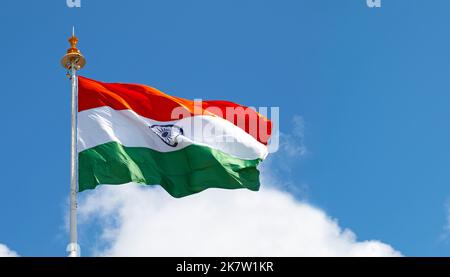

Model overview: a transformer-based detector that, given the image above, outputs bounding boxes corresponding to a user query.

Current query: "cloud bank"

[79,185,401,257]
[0,244,18,257]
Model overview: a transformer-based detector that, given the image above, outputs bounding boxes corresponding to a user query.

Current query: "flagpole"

[61,27,86,257]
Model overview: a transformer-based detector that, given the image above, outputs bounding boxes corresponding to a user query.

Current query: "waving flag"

[77,76,272,198]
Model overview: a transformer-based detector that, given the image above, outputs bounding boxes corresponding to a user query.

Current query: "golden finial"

[61,27,86,70]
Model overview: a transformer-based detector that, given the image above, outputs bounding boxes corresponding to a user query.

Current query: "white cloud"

[79,185,401,257]
[77,114,401,257]
[260,115,309,194]
[0,244,18,257]
[279,115,307,157]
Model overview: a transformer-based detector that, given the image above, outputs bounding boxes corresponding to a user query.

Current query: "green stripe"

[78,141,261,198]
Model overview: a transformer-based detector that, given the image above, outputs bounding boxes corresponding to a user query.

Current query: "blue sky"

[0,0,450,256]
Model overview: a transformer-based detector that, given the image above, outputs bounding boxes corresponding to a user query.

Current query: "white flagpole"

[68,64,79,257]
[61,27,86,257]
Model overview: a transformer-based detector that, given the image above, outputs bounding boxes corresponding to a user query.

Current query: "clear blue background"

[0,0,449,256]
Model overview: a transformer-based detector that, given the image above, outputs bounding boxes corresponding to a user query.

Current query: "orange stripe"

[78,76,272,145]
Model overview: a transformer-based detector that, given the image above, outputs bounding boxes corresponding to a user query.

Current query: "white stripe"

[78,106,268,160]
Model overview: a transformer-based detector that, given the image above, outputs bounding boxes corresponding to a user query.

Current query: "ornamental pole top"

[61,27,86,70]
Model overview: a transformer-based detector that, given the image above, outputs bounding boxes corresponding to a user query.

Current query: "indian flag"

[78,76,272,198]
